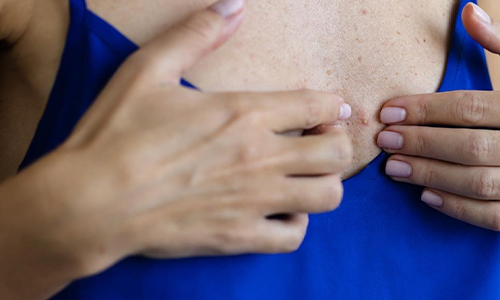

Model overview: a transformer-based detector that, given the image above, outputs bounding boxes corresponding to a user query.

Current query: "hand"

[0,1,352,299]
[377,3,500,231]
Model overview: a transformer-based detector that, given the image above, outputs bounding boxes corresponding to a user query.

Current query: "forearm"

[0,169,80,300]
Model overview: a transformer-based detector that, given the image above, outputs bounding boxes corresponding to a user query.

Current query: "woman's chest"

[1,0,458,180]
[90,0,458,176]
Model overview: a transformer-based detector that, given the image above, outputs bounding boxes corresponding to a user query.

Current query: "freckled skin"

[0,0,459,180]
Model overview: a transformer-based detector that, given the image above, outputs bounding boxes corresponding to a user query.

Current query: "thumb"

[462,2,500,54]
[132,0,245,85]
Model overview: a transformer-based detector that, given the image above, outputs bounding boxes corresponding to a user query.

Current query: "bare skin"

[0,2,354,299]
[0,4,352,299]
[1,0,499,299]
[0,0,460,181]
[378,3,500,231]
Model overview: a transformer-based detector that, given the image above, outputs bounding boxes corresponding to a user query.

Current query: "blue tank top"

[20,0,500,299]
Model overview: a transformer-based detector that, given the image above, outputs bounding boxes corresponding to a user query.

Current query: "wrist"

[0,156,92,299]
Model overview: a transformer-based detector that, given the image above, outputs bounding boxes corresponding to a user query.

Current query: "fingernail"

[386,160,412,178]
[339,103,352,120]
[377,131,404,150]
[421,191,444,207]
[210,0,245,18]
[380,107,407,124]
[472,3,491,25]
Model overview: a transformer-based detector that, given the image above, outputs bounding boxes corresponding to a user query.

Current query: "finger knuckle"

[416,97,431,123]
[413,130,427,155]
[183,13,221,44]
[470,170,498,199]
[300,90,324,128]
[455,92,487,126]
[463,133,491,164]
[452,202,468,222]
[334,132,354,163]
[421,164,438,187]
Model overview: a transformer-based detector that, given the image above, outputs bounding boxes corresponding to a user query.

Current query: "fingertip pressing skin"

[339,103,352,120]
[209,0,245,18]
[380,107,407,124]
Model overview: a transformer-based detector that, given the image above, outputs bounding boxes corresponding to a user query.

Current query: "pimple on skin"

[362,9,368,15]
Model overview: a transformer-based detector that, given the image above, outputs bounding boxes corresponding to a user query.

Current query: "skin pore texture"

[0,0,465,181]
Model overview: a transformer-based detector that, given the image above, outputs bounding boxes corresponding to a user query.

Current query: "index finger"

[237,90,351,133]
[380,91,500,127]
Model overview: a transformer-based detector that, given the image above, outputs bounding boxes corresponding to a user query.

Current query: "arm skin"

[480,0,500,89]
[0,160,82,300]
[0,1,351,299]
[0,3,74,294]
[0,0,35,46]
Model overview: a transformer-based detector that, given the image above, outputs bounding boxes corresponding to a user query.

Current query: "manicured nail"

[377,131,404,150]
[386,160,412,178]
[339,103,352,120]
[421,191,443,207]
[472,3,491,25]
[210,0,245,18]
[380,107,407,124]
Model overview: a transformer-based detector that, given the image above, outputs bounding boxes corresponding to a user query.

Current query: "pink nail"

[386,160,412,178]
[421,191,444,207]
[380,107,407,124]
[209,0,245,18]
[472,3,491,24]
[339,103,352,120]
[377,131,404,150]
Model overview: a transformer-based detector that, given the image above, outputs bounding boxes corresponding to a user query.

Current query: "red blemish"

[362,9,368,15]
[358,56,363,63]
